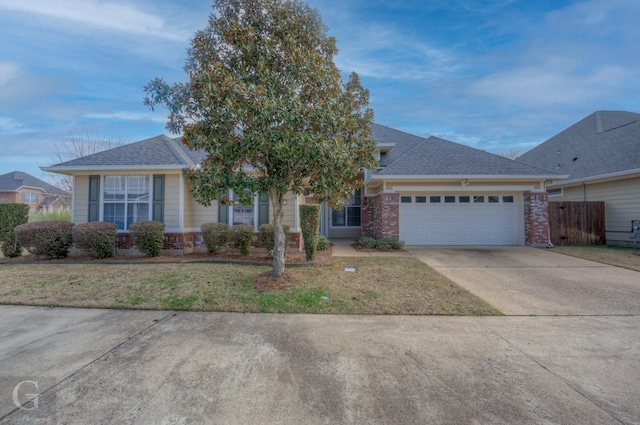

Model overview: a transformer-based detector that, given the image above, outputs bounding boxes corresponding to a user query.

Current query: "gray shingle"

[518,111,640,180]
[373,125,555,176]
[0,171,67,195]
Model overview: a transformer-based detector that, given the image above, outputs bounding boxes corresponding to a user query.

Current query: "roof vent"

[572,157,578,161]
[556,162,561,169]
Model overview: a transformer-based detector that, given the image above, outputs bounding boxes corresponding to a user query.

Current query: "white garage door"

[399,194,520,245]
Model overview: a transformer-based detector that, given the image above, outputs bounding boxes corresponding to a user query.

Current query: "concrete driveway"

[405,246,640,315]
[1,306,639,424]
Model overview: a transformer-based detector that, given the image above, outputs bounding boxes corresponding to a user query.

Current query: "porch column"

[362,193,399,239]
[524,191,550,246]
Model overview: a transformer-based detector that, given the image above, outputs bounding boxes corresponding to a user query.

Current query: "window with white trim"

[547,188,563,197]
[331,189,362,227]
[22,192,38,203]
[103,175,150,230]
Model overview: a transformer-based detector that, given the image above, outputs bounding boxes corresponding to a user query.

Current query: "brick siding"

[524,191,550,246]
[361,193,399,239]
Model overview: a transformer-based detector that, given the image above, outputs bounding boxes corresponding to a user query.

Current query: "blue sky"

[1,0,639,183]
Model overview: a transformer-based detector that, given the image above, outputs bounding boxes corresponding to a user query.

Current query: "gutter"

[547,168,640,188]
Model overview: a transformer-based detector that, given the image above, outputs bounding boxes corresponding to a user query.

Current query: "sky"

[1,0,639,184]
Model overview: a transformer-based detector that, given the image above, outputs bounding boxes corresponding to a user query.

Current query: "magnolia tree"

[144,0,376,276]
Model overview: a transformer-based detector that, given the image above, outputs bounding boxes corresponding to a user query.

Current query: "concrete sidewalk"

[1,306,639,424]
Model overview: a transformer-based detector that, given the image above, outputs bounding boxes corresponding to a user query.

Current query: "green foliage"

[232,224,255,256]
[72,222,117,259]
[0,203,29,258]
[316,235,330,251]
[14,221,75,259]
[201,222,230,254]
[357,236,404,251]
[129,221,165,257]
[144,0,376,274]
[28,210,71,223]
[300,204,321,260]
[258,223,290,256]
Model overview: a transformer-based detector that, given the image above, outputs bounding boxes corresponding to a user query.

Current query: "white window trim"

[227,190,261,231]
[100,174,152,231]
[330,189,362,228]
[547,188,563,197]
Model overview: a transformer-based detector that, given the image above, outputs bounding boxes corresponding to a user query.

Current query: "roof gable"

[518,111,640,181]
[0,171,66,195]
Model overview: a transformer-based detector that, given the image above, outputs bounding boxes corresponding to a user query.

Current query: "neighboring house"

[518,111,640,246]
[41,124,559,254]
[0,171,70,214]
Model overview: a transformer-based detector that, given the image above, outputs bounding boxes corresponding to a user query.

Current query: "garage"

[399,194,522,245]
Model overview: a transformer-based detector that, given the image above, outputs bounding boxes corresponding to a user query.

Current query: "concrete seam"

[482,321,627,425]
[0,310,177,421]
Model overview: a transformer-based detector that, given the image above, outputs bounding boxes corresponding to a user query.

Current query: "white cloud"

[0,62,22,86]
[0,0,191,41]
[0,117,35,135]
[86,111,167,124]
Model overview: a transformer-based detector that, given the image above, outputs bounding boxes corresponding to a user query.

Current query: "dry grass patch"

[0,257,501,315]
[550,246,640,272]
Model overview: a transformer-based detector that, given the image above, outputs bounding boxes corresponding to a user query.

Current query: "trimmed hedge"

[316,235,330,251]
[258,223,290,256]
[299,204,321,260]
[129,221,165,257]
[14,221,75,259]
[73,222,117,259]
[0,203,29,257]
[201,222,230,254]
[232,224,255,256]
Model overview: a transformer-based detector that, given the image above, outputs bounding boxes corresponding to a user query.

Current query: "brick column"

[524,191,550,246]
[362,193,399,239]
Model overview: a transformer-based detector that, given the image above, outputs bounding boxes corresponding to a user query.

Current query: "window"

[430,196,441,203]
[22,192,38,203]
[104,175,150,230]
[473,196,485,203]
[444,196,456,203]
[488,196,499,203]
[415,196,427,203]
[548,188,563,197]
[459,196,470,203]
[332,189,362,227]
[400,196,412,203]
[503,196,514,203]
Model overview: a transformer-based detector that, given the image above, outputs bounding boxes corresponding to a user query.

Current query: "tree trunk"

[270,189,286,277]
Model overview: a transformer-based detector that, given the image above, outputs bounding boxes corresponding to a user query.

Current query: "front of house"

[42,125,560,254]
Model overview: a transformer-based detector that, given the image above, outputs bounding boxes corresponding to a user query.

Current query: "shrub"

[299,204,321,260]
[129,221,165,257]
[201,222,230,254]
[316,235,330,251]
[14,221,75,259]
[258,223,290,256]
[0,203,29,257]
[357,236,404,251]
[73,222,117,259]
[232,225,255,256]
[357,236,378,249]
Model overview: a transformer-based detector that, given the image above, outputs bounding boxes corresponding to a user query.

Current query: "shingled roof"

[0,171,67,195]
[517,111,640,182]
[43,135,207,171]
[371,124,557,177]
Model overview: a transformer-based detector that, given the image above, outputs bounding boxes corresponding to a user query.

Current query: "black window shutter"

[258,193,269,226]
[88,175,100,222]
[218,200,228,224]
[152,175,164,222]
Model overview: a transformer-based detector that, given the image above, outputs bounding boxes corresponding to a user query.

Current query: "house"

[41,124,560,254]
[518,111,640,246]
[0,171,70,214]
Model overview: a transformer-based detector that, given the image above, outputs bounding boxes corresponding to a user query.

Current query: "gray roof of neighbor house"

[42,135,207,171]
[370,124,557,177]
[0,171,67,195]
[517,111,640,182]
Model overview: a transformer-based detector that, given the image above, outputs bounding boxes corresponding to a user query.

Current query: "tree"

[144,0,376,276]
[49,131,127,201]
[498,148,523,160]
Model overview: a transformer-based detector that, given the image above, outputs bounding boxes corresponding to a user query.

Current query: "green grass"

[549,245,640,272]
[0,258,502,316]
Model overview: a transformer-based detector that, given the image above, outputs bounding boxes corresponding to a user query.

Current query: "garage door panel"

[399,194,520,246]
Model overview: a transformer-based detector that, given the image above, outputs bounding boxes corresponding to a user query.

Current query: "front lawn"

[550,245,640,272]
[0,257,501,316]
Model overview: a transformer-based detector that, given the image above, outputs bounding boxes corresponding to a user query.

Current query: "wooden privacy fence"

[549,201,606,245]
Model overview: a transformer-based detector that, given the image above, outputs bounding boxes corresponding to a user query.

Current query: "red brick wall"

[361,193,399,239]
[0,192,20,203]
[524,191,550,246]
